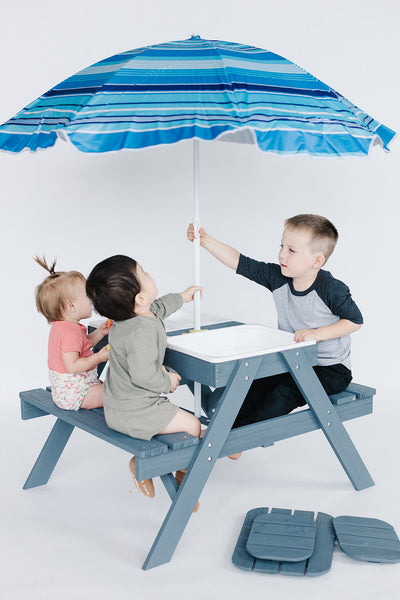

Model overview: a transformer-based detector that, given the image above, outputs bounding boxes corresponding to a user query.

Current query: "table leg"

[23,419,75,489]
[281,348,374,491]
[160,473,179,500]
[142,356,263,570]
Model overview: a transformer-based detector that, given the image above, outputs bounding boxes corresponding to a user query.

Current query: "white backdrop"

[1,2,399,599]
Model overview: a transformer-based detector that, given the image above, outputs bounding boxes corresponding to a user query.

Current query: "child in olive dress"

[86,255,202,500]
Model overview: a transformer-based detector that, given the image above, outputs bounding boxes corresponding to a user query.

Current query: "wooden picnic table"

[20,320,375,570]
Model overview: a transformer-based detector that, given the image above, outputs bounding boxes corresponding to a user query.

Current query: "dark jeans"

[233,363,352,428]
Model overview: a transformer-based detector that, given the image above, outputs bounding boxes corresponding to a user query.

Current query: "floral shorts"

[49,368,101,411]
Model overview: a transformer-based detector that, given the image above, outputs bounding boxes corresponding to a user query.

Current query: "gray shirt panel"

[273,285,352,368]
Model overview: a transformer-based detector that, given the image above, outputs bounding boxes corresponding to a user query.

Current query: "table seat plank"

[154,432,199,451]
[20,389,169,459]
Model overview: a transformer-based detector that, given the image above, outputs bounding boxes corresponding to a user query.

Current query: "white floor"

[2,382,400,600]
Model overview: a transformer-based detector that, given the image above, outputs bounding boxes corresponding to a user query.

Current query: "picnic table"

[20,318,375,570]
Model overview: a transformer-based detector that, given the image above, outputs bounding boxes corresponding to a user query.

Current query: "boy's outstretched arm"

[294,319,362,343]
[187,223,240,270]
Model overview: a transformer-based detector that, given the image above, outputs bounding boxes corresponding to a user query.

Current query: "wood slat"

[279,511,316,576]
[20,389,169,458]
[333,516,400,563]
[232,508,268,571]
[306,512,335,576]
[136,395,374,480]
[154,432,199,450]
[246,511,316,562]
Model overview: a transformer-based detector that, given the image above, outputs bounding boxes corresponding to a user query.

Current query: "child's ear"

[135,292,145,306]
[64,299,75,313]
[314,253,326,269]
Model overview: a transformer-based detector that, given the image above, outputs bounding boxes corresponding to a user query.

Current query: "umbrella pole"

[193,138,202,418]
[193,138,201,330]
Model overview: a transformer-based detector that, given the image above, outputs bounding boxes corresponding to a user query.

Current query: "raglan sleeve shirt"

[236,253,363,369]
[324,278,363,324]
[237,253,363,325]
[236,254,284,291]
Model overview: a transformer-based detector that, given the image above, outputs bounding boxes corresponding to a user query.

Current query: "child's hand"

[187,223,207,244]
[294,329,320,343]
[97,319,113,338]
[168,371,181,393]
[97,344,110,363]
[180,285,203,303]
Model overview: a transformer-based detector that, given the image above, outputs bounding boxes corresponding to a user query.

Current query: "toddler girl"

[35,256,110,410]
[86,255,202,499]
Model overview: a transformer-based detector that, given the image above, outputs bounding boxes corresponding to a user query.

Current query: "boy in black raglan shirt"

[187,214,363,428]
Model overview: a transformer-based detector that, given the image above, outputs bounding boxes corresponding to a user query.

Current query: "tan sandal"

[228,452,242,460]
[129,457,155,498]
[175,470,199,512]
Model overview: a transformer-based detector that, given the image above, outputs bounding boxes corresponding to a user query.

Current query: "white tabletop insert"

[167,324,315,363]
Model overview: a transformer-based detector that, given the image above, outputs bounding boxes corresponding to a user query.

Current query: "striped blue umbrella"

[0,35,396,156]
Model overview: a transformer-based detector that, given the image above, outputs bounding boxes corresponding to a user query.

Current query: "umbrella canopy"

[0,36,396,156]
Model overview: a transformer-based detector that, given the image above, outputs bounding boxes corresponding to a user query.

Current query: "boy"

[187,214,363,427]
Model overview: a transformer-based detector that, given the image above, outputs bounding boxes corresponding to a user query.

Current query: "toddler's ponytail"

[34,255,57,277]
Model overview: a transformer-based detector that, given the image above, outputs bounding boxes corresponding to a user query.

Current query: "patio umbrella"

[0,35,395,156]
[0,35,396,386]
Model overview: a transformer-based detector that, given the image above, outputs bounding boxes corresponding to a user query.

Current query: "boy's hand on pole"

[187,223,206,243]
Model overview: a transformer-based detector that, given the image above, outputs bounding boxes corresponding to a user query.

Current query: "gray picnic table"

[20,320,375,570]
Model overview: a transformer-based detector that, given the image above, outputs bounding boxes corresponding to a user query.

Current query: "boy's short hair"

[86,255,140,321]
[284,214,338,260]
[34,257,85,323]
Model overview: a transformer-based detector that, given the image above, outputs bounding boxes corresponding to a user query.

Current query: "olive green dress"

[103,293,183,440]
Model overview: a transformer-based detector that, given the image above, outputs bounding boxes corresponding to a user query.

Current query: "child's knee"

[192,416,201,437]
[185,413,201,437]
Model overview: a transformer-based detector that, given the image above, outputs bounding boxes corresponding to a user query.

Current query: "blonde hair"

[34,256,86,323]
[284,214,338,261]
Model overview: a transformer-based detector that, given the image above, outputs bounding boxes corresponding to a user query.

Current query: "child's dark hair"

[86,255,140,321]
[34,256,86,323]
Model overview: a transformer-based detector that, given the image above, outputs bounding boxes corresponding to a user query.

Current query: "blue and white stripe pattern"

[0,36,396,156]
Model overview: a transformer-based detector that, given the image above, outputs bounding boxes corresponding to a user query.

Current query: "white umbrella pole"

[193,138,201,418]
[193,138,201,330]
